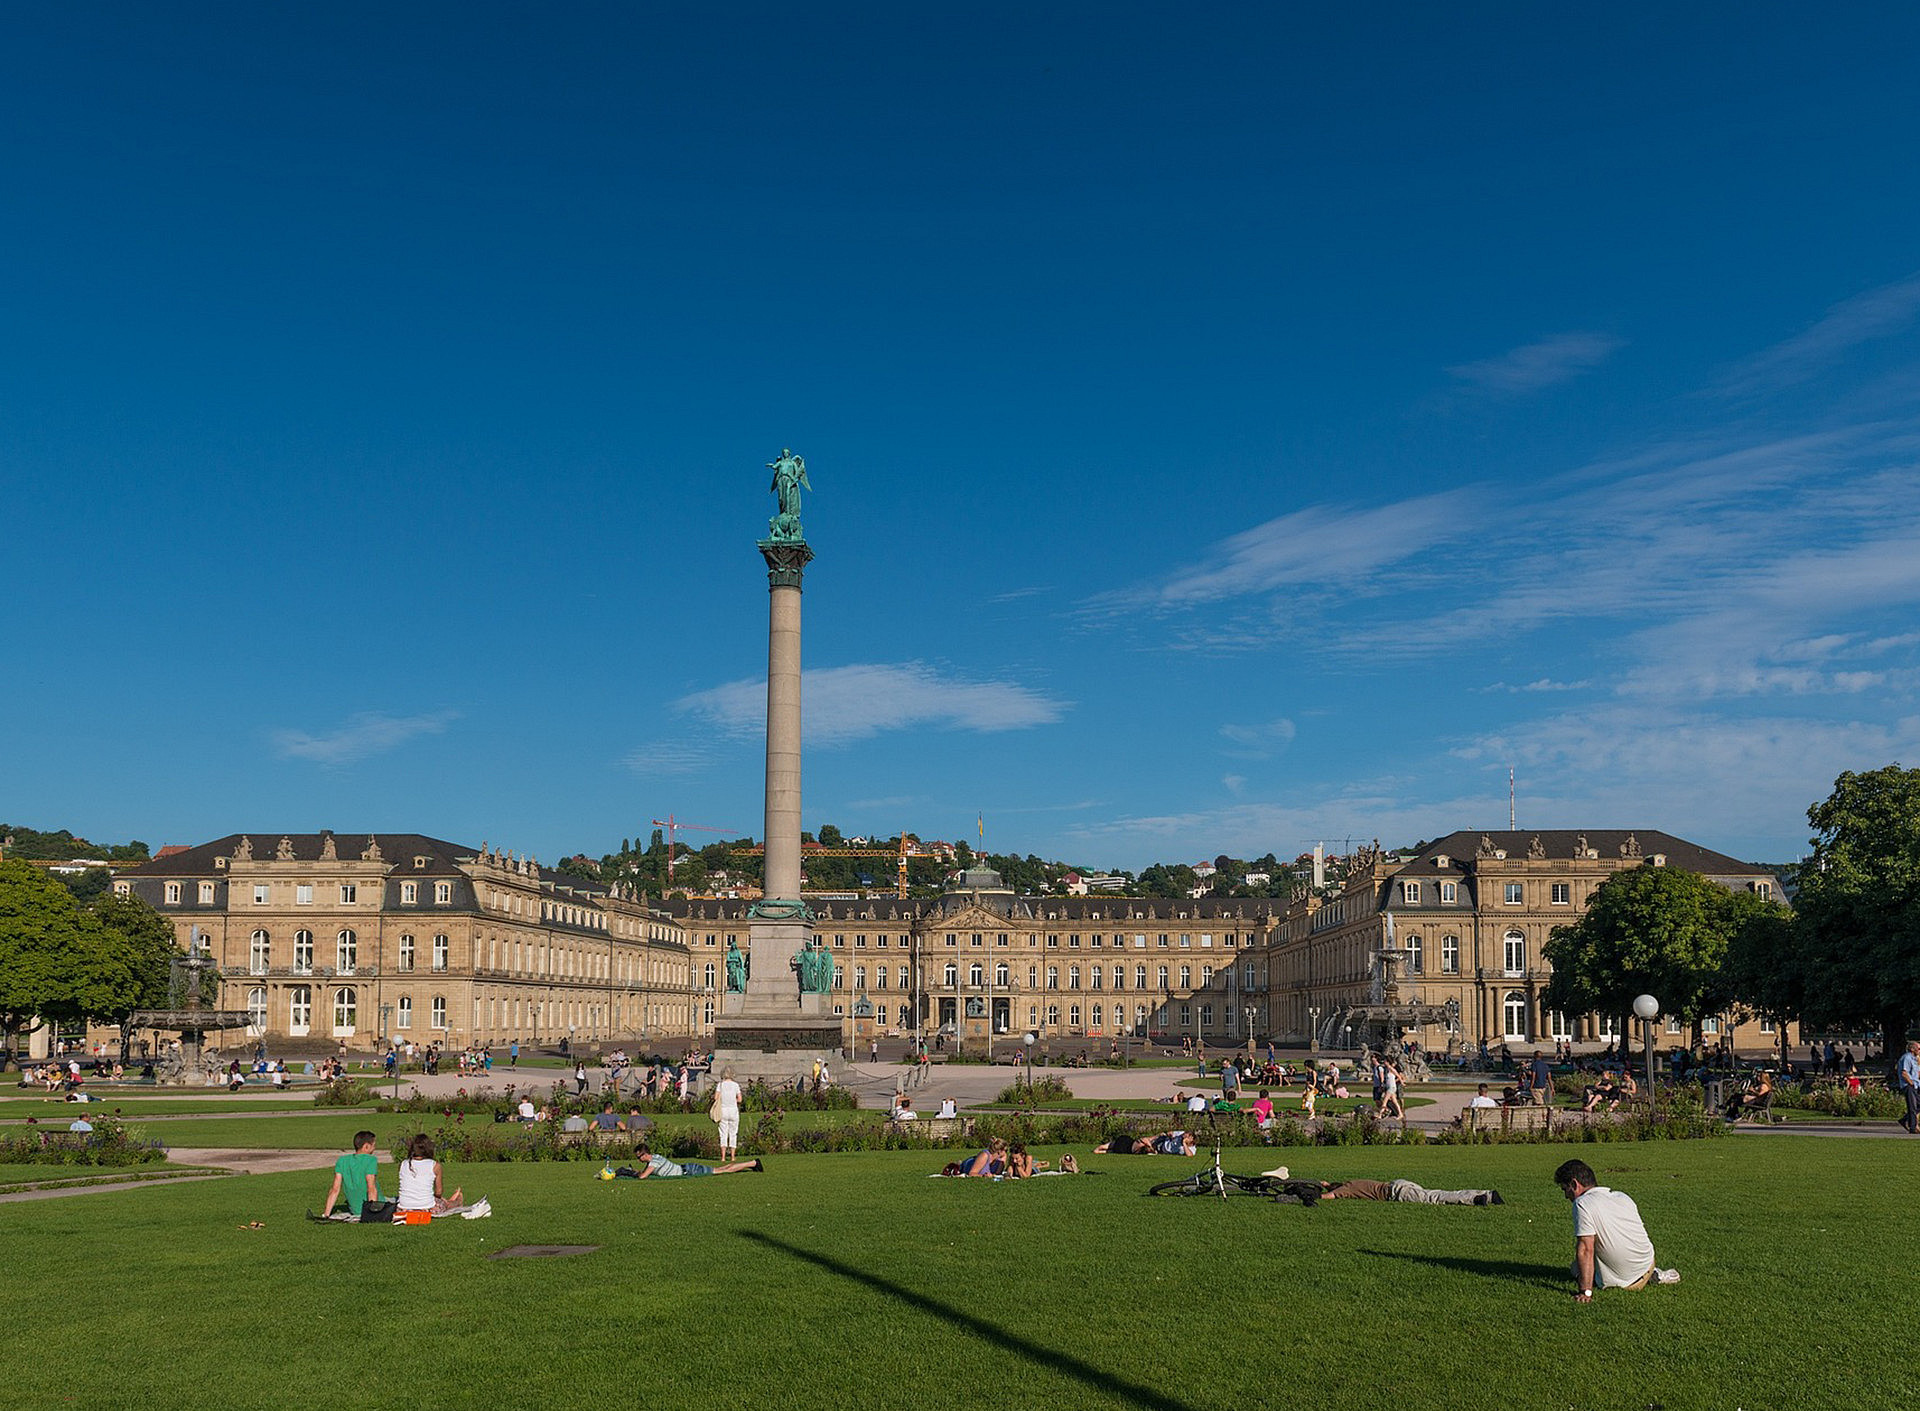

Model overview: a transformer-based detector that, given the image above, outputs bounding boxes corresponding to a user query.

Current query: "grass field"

[0,1134,1902,1411]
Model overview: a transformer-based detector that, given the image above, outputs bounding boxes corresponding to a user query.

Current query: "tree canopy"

[1543,864,1744,1031]
[1792,764,1920,1044]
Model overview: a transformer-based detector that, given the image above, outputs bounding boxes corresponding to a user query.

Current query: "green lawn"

[0,1135,1904,1410]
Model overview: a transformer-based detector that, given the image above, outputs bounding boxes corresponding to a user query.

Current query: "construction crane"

[649,816,735,881]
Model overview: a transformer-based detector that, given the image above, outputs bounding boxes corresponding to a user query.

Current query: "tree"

[1543,864,1741,1042]
[817,823,843,848]
[1793,765,1920,1055]
[1724,890,1801,1070]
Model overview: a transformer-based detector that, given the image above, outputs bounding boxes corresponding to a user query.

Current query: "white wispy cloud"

[622,742,722,777]
[1117,491,1476,609]
[676,662,1068,745]
[1719,270,1920,394]
[1448,332,1626,394]
[1481,679,1592,694]
[272,710,457,766]
[1219,718,1297,758]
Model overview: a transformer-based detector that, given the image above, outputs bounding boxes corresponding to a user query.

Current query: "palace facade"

[1266,829,1790,1054]
[113,832,694,1050]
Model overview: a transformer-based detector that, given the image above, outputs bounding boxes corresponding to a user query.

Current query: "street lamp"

[1309,1006,1321,1055]
[1023,1030,1036,1092]
[1245,1005,1256,1059]
[1632,994,1660,1103]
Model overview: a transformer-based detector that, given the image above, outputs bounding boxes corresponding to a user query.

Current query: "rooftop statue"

[766,448,810,543]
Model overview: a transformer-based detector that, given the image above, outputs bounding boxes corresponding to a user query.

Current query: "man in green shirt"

[320,1131,382,1217]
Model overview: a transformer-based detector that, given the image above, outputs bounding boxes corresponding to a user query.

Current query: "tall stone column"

[710,451,842,1083]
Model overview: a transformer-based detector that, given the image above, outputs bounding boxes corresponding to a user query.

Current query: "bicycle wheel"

[1147,1177,1214,1196]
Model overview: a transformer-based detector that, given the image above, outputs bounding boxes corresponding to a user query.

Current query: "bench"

[1462,1105,1555,1133]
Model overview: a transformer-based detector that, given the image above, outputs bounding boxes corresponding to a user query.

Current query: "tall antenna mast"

[1509,767,1516,831]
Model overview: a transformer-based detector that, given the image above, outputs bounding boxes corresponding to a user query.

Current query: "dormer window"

[1402,880,1421,904]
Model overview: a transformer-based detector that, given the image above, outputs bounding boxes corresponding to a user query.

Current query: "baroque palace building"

[665,864,1284,1054]
[1267,829,1790,1054]
[114,832,694,1051]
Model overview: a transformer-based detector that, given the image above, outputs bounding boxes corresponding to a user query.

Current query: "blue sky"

[6,5,1920,872]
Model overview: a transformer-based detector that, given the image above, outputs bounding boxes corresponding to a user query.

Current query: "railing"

[244,965,380,979]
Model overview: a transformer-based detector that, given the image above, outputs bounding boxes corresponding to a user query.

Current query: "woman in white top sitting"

[397,1133,463,1214]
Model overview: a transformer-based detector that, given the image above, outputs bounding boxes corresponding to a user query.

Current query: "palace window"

[855,966,867,990]
[1406,935,1422,974]
[1440,882,1457,904]
[1046,967,1059,990]
[332,987,358,1035]
[433,935,449,972]
[397,996,412,1029]
[1503,931,1525,976]
[1069,1005,1081,1028]
[1179,965,1191,988]
[1090,966,1102,989]
[1046,1005,1059,1027]
[401,882,418,905]
[1441,934,1459,975]
[1402,881,1421,904]
[253,884,271,905]
[431,996,447,1029]
[293,930,314,974]
[398,934,415,972]
[943,962,958,987]
[289,986,312,1034]
[165,883,181,904]
[296,884,312,906]
[336,930,358,974]
[246,987,267,1033]
[249,930,270,975]
[968,963,983,987]
[1068,966,1081,990]
[340,884,357,904]
[435,881,452,905]
[1200,1003,1214,1028]
[1158,966,1170,990]
[1135,965,1148,989]
[994,963,1009,986]
[199,882,215,904]
[1504,883,1523,905]
[1551,883,1571,905]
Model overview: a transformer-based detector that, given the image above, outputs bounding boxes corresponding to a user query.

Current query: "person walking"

[1898,1039,1920,1135]
[711,1066,744,1162]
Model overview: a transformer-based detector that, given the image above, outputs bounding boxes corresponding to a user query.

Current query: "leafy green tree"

[1724,890,1801,1069]
[1793,765,1920,1054]
[1543,864,1741,1042]
[1136,864,1200,899]
[817,823,843,848]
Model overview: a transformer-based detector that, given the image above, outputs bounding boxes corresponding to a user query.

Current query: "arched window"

[943,962,958,987]
[293,931,314,975]
[1406,933,1423,974]
[1068,1005,1081,1028]
[289,986,312,1034]
[333,987,358,1035]
[994,962,1009,986]
[249,930,270,975]
[246,986,267,1032]
[1157,965,1169,990]
[1179,965,1192,989]
[398,934,416,972]
[1549,1009,1573,1041]
[1046,967,1059,990]
[433,935,449,971]
[431,996,448,1029]
[1135,964,1148,989]
[1068,966,1081,989]
[336,930,357,974]
[1502,990,1528,1041]
[1503,931,1526,976]
[967,963,983,987]
[397,996,413,1028]
[703,962,715,989]
[1090,965,1103,989]
[874,966,887,989]
[1045,1005,1059,1027]
[1442,934,1460,974]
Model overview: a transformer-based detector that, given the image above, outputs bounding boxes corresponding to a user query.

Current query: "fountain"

[1317,925,1459,1079]
[127,929,254,1085]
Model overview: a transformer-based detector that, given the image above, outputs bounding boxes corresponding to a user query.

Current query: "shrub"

[995,1076,1073,1106]
[312,1078,382,1108]
[0,1118,168,1167]
[1779,1082,1905,1121]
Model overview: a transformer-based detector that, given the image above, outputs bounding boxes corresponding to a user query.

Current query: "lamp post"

[1309,1006,1321,1055]
[1632,994,1659,1105]
[1023,1030,1036,1092]
[1245,1005,1256,1060]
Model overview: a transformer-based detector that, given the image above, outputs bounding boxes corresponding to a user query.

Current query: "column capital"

[758,538,814,590]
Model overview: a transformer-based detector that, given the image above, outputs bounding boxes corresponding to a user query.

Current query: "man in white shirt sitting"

[1555,1158,1678,1299]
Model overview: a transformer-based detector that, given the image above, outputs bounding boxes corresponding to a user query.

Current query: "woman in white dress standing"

[712,1066,744,1162]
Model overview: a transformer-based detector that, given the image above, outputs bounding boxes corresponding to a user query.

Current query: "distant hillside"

[0,824,150,864]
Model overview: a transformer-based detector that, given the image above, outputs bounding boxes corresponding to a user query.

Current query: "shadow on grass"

[740,1230,1201,1411]
[1359,1247,1565,1289]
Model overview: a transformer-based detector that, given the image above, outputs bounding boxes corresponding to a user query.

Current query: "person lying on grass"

[1315,1177,1503,1206]
[1092,1130,1197,1156]
[624,1142,762,1178]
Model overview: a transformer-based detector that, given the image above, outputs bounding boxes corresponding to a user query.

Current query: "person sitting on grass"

[627,1142,761,1178]
[1555,1157,1678,1297]
[319,1130,383,1219]
[1093,1130,1197,1157]
[1316,1176,1503,1206]
[397,1133,466,1216]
